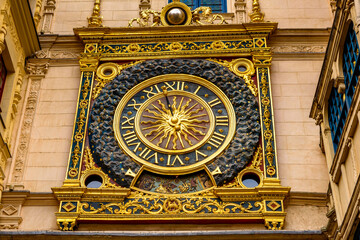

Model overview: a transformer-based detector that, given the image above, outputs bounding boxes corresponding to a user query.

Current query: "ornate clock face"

[114,74,236,175]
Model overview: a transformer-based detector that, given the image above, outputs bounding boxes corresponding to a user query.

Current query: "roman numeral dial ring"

[113,74,236,175]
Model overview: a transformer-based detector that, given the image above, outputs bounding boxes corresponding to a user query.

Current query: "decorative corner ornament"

[128,0,227,27]
[249,0,264,23]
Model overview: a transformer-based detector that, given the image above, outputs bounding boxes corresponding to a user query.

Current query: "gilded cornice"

[73,23,277,43]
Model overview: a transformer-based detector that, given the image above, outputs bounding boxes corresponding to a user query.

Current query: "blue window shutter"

[328,22,360,152]
[169,0,227,13]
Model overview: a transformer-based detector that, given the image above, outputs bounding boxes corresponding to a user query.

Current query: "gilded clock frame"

[52,18,290,231]
[113,74,236,175]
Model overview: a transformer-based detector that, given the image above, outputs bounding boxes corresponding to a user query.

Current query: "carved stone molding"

[40,0,56,34]
[35,48,81,59]
[234,0,246,24]
[271,45,327,54]
[7,60,49,188]
[0,191,29,229]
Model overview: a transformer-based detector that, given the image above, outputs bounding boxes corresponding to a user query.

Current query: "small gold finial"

[249,0,264,23]
[88,0,103,27]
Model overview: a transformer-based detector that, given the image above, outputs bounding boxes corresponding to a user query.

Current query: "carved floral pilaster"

[40,0,56,34]
[7,60,49,189]
[234,0,246,24]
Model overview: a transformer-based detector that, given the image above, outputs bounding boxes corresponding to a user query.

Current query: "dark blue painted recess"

[169,0,227,13]
[328,22,360,152]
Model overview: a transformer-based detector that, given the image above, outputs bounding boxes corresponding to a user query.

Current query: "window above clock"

[170,0,227,13]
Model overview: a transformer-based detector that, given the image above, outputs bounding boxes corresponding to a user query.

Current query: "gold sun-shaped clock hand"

[141,95,209,150]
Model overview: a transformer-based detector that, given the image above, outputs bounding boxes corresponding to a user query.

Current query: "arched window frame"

[169,0,227,13]
[328,21,360,152]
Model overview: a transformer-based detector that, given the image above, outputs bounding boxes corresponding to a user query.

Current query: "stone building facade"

[0,0,355,239]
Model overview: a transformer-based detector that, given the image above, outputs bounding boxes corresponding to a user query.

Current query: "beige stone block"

[274,109,303,123]
[278,18,332,29]
[65,1,94,12]
[275,61,315,73]
[265,9,290,19]
[113,10,140,21]
[277,149,326,165]
[286,9,306,19]
[286,135,319,150]
[309,179,329,192]
[304,122,319,136]
[297,71,321,84]
[39,89,79,102]
[37,101,77,114]
[275,122,305,136]
[270,72,298,85]
[33,114,75,127]
[27,152,69,167]
[281,85,316,97]
[338,176,350,211]
[274,109,313,123]
[103,0,139,11]
[301,109,315,123]
[24,166,67,181]
[28,139,71,153]
[261,0,288,9]
[269,84,281,97]
[20,206,59,230]
[53,11,83,22]
[345,156,356,192]
[285,205,328,230]
[287,0,326,9]
[280,176,328,192]
[273,96,301,109]
[22,179,63,191]
[30,126,73,140]
[300,96,314,109]
[275,135,287,150]
[41,77,80,90]
[44,66,81,79]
